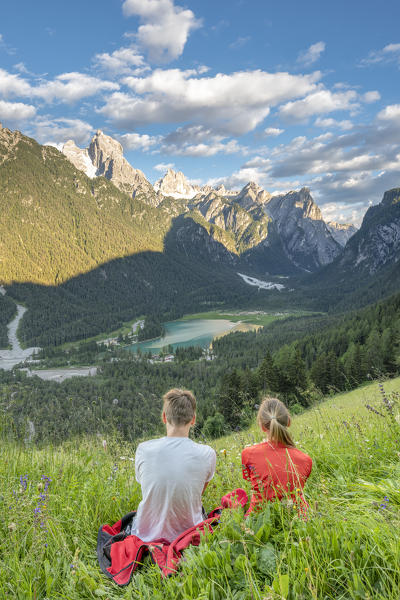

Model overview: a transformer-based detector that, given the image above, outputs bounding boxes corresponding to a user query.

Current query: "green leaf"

[272,573,289,599]
[257,543,276,575]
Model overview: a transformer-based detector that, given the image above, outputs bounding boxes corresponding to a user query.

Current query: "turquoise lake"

[129,319,236,354]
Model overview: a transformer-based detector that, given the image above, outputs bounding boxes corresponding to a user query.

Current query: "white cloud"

[320,202,365,226]
[0,68,120,104]
[122,0,201,63]
[167,138,244,157]
[314,117,354,130]
[361,43,400,67]
[241,156,271,170]
[159,124,245,156]
[33,72,119,103]
[279,90,359,123]
[154,162,175,171]
[100,69,320,135]
[264,127,284,137]
[297,41,326,66]
[119,132,159,151]
[0,68,32,97]
[32,118,93,146]
[211,101,400,224]
[363,90,380,103]
[207,168,266,190]
[0,99,36,122]
[93,47,148,76]
[377,103,400,123]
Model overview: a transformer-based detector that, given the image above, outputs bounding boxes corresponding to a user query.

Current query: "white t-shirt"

[132,436,216,542]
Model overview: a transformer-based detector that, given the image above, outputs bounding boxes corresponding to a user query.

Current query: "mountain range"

[62,130,356,273]
[0,123,398,346]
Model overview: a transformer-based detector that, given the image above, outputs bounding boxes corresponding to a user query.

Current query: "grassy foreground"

[1,379,400,599]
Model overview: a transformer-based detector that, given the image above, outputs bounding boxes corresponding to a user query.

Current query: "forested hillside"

[2,291,399,444]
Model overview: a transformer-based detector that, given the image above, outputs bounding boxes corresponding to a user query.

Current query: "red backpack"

[97,488,248,586]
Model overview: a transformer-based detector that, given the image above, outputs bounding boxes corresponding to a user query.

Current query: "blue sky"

[1,0,399,224]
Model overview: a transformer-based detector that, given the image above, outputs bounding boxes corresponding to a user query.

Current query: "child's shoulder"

[241,441,265,457]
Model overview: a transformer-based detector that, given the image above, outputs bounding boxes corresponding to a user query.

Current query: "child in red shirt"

[241,397,312,516]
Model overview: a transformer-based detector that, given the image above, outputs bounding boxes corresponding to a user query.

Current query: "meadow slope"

[1,378,400,599]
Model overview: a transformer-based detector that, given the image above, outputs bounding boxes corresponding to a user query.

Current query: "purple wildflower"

[365,404,385,418]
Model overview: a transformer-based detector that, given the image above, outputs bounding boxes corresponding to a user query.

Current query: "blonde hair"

[163,388,196,426]
[257,397,295,447]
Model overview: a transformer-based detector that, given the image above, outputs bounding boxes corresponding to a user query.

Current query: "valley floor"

[1,378,400,599]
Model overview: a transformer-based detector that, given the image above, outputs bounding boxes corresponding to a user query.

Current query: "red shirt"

[241,440,312,515]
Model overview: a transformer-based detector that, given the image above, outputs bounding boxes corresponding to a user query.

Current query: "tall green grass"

[1,379,399,599]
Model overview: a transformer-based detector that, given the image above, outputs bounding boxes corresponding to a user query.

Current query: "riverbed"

[0,304,41,370]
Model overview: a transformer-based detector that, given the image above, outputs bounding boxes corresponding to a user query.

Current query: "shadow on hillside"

[6,215,300,347]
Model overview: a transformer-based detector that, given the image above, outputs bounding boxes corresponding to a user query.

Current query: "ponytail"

[257,397,295,448]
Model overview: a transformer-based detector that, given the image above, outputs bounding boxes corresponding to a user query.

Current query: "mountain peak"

[381,187,400,208]
[61,130,159,205]
[235,181,271,209]
[154,169,199,199]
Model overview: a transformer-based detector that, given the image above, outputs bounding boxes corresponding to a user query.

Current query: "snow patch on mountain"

[237,273,285,290]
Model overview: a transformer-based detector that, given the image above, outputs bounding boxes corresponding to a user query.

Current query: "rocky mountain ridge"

[327,221,358,246]
[60,130,355,271]
[336,188,400,275]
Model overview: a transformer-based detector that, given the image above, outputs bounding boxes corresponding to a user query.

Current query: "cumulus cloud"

[0,68,120,104]
[122,0,201,63]
[360,43,400,67]
[314,117,354,130]
[119,132,160,151]
[154,162,175,171]
[279,90,359,123]
[241,156,271,170]
[93,47,148,76]
[159,124,245,156]
[33,72,119,103]
[264,127,284,137]
[165,138,243,157]
[100,68,320,135]
[297,41,326,66]
[207,168,266,190]
[363,90,381,103]
[212,101,400,223]
[32,118,93,146]
[0,68,32,97]
[0,99,36,122]
[377,103,400,122]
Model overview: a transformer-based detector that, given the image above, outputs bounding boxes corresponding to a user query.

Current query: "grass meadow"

[1,378,400,599]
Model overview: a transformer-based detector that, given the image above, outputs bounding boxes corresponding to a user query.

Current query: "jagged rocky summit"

[154,168,200,199]
[63,131,160,206]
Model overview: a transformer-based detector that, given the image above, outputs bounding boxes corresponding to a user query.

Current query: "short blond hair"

[163,388,196,426]
[257,397,295,448]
